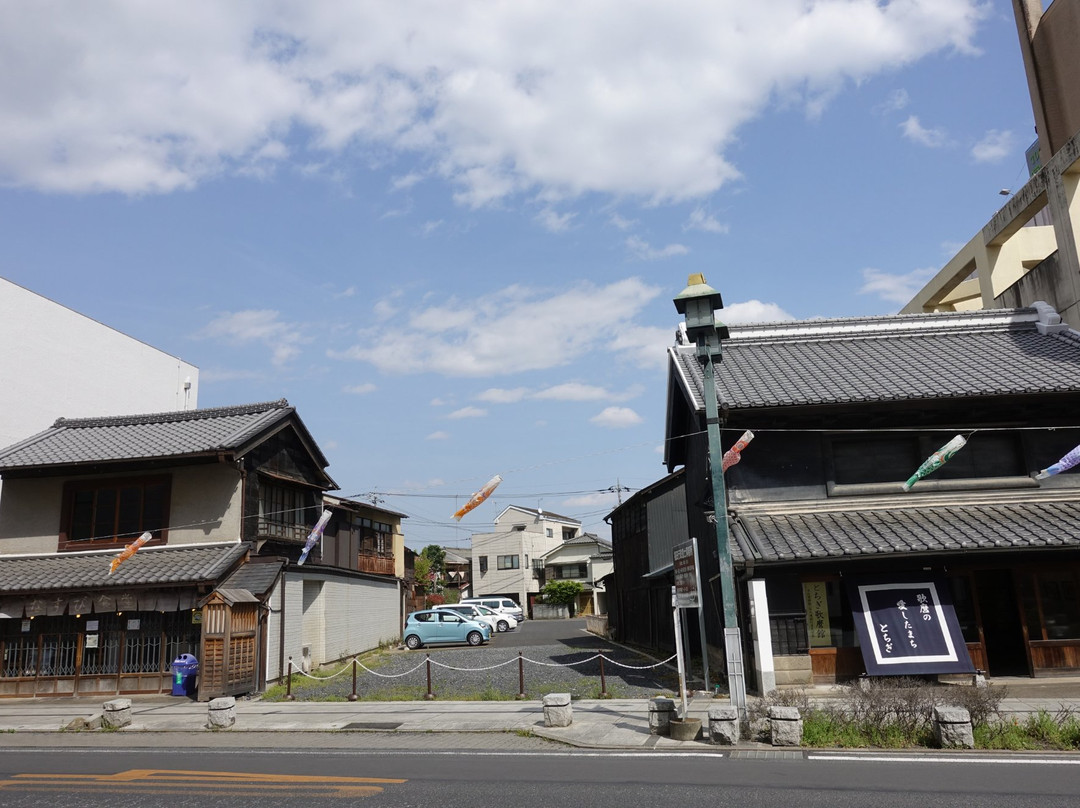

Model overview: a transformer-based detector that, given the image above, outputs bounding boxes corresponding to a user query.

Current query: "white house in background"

[470,506,580,617]
[538,533,613,616]
[0,276,198,473]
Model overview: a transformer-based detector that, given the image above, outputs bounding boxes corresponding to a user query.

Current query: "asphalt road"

[0,744,1077,808]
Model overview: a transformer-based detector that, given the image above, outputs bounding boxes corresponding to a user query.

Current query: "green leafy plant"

[541,580,584,612]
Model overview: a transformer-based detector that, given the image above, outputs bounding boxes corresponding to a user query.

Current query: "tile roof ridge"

[721,307,1041,344]
[52,399,291,430]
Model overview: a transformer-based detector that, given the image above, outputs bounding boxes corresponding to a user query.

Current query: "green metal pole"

[701,351,738,630]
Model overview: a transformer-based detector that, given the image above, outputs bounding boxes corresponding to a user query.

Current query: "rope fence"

[282,651,679,701]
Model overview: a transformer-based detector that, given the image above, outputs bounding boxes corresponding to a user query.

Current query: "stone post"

[648,697,676,736]
[707,705,740,745]
[542,693,572,728]
[768,705,802,747]
[933,706,974,749]
[207,696,237,729]
[102,698,132,729]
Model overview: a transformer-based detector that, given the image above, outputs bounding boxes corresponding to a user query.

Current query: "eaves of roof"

[668,307,1080,413]
[0,542,249,595]
[731,500,1080,565]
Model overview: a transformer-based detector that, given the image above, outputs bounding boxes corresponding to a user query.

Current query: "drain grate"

[342,722,403,730]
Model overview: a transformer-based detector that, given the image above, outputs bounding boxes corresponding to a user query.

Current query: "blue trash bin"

[170,653,199,697]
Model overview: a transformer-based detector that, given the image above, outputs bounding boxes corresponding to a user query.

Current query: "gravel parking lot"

[282,619,680,701]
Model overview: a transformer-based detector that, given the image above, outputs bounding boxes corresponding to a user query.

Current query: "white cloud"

[334,278,664,376]
[722,300,796,324]
[683,208,729,234]
[590,406,643,428]
[430,397,452,406]
[876,88,910,114]
[426,431,450,440]
[859,267,939,305]
[971,129,1015,163]
[626,235,689,261]
[0,2,985,200]
[534,383,627,402]
[536,208,575,233]
[561,491,619,509]
[611,325,678,371]
[447,406,487,419]
[476,387,529,403]
[608,213,636,231]
[343,383,376,395]
[476,382,640,405]
[197,309,308,365]
[900,115,949,148]
[420,220,444,237]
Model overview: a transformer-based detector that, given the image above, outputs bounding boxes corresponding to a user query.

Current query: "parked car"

[403,609,491,650]
[434,603,516,633]
[474,604,518,632]
[461,596,525,622]
[431,603,498,634]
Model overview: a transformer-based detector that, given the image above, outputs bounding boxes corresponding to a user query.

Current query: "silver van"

[461,597,525,622]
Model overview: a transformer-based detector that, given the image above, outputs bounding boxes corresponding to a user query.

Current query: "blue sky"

[0,1,1039,547]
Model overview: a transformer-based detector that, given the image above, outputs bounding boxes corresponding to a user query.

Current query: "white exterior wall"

[0,464,243,555]
[267,571,400,680]
[266,575,305,682]
[0,277,199,452]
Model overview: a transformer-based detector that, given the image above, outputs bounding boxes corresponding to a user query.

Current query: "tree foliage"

[420,544,447,575]
[542,579,583,607]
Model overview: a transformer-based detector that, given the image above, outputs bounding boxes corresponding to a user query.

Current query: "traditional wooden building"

[616,303,1080,691]
[0,400,401,698]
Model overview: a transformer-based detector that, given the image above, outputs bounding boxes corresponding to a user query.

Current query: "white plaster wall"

[0,464,243,555]
[0,277,199,452]
[266,575,306,682]
[318,576,399,660]
[302,578,326,665]
[270,571,399,679]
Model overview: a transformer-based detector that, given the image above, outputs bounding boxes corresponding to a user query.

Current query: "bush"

[750,678,1010,749]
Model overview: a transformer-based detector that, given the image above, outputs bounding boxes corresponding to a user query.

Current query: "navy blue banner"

[846,577,974,676]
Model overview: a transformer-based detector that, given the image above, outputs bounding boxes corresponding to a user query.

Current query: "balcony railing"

[256,519,309,543]
[358,552,395,576]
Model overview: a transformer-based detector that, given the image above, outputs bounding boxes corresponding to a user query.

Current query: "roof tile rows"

[732,501,1080,564]
[0,543,248,594]
[671,310,1080,411]
[0,400,293,470]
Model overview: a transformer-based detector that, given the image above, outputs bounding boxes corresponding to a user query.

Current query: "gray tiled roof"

[0,543,248,594]
[732,501,1080,564]
[219,558,284,598]
[0,400,301,471]
[670,308,1080,411]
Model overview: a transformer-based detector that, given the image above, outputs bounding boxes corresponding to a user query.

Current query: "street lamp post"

[673,273,747,713]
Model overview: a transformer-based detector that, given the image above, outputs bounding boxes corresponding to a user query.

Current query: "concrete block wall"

[773,654,814,687]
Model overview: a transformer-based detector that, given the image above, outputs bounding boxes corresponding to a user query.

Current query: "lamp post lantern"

[673,273,746,711]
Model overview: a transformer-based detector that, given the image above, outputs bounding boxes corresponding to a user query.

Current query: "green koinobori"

[903,435,967,491]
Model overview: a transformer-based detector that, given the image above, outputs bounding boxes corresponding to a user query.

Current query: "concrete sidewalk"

[0,689,1079,750]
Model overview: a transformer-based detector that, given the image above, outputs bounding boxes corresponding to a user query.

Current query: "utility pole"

[673,273,747,714]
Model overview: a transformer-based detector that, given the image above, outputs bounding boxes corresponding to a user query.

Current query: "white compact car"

[473,603,518,632]
[461,597,525,623]
[432,603,503,634]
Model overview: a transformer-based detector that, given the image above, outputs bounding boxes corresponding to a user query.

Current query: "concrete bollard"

[542,693,572,728]
[933,706,974,749]
[207,696,237,729]
[707,705,740,745]
[648,697,676,736]
[768,705,802,747]
[102,698,132,729]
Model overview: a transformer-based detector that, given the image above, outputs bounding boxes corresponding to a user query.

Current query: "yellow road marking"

[0,769,406,799]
